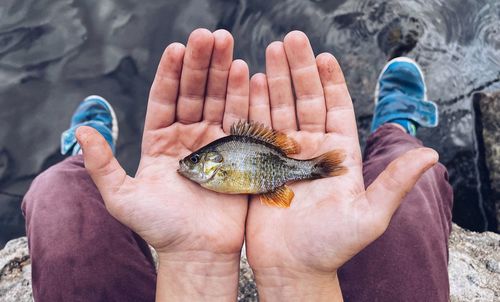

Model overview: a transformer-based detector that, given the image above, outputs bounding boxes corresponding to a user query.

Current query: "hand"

[76,29,249,301]
[245,31,438,301]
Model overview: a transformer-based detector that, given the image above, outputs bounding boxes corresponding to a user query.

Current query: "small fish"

[178,121,347,208]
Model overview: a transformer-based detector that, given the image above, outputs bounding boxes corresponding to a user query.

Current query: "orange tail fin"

[311,150,347,178]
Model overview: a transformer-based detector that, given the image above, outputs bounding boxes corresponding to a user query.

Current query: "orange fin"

[259,185,295,208]
[311,150,348,178]
[230,121,300,155]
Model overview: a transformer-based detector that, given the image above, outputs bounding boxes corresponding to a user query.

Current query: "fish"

[177,121,347,208]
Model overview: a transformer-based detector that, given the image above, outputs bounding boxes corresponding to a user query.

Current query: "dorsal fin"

[230,121,300,155]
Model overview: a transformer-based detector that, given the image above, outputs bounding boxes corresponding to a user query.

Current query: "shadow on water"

[1,0,499,246]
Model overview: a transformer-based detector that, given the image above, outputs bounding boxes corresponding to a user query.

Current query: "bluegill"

[178,121,347,207]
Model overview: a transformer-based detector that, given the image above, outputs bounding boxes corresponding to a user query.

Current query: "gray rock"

[448,224,500,302]
[238,247,258,302]
[474,91,500,232]
[0,237,32,302]
[1,225,499,301]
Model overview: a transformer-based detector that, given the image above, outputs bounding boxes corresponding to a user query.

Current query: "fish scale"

[217,138,301,193]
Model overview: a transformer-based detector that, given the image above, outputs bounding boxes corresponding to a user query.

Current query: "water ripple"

[0,0,499,243]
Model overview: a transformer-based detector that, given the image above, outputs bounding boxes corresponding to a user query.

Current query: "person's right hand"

[76,29,249,301]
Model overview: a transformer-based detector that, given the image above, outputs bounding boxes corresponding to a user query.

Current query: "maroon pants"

[22,124,453,302]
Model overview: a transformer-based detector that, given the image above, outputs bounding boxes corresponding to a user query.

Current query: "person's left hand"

[245,31,438,301]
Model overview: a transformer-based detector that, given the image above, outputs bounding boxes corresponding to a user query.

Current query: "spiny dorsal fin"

[259,185,295,208]
[230,121,300,155]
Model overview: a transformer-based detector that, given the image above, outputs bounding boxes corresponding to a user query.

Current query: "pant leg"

[338,124,453,302]
[22,155,156,302]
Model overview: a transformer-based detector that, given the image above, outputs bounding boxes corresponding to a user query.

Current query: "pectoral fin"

[259,185,295,208]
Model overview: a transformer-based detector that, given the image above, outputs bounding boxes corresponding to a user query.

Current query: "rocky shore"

[1,224,498,301]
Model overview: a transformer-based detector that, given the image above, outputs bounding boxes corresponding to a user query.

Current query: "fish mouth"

[177,160,188,175]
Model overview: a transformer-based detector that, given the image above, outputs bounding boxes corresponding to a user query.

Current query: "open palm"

[245,31,438,281]
[76,29,249,257]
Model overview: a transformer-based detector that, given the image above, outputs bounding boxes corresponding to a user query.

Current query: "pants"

[22,124,453,302]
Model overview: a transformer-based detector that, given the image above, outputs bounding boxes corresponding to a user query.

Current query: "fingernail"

[75,126,91,144]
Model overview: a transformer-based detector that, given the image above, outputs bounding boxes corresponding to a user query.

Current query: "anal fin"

[259,185,295,208]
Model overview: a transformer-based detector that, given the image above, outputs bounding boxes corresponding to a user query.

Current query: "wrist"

[253,267,343,302]
[156,250,241,302]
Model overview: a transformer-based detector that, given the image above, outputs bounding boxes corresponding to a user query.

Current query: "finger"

[76,126,128,201]
[222,59,250,133]
[364,148,439,230]
[283,31,326,132]
[265,41,297,131]
[203,29,234,124]
[144,43,185,132]
[176,28,214,124]
[249,73,272,127]
[316,53,358,138]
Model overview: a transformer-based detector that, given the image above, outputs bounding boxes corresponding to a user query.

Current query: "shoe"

[61,95,118,155]
[371,57,438,136]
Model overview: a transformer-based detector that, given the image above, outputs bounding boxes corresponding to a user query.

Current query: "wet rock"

[0,237,31,302]
[0,0,86,85]
[2,225,498,301]
[473,91,500,232]
[2,0,500,245]
[377,16,424,59]
[0,149,12,183]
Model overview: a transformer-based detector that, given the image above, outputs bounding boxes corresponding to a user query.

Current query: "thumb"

[76,126,127,201]
[365,147,439,229]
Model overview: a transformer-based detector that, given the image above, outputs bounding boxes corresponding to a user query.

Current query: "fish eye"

[190,154,200,164]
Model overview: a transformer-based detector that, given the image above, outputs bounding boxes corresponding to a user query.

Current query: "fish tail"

[310,150,347,178]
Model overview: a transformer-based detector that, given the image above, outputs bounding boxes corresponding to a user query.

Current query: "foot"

[61,95,118,155]
[371,57,438,136]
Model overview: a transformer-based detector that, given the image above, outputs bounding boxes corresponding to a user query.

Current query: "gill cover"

[202,151,223,179]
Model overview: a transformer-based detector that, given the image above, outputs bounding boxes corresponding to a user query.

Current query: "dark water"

[1,0,499,247]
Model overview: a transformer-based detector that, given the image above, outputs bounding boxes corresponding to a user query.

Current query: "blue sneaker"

[371,57,438,136]
[61,95,118,155]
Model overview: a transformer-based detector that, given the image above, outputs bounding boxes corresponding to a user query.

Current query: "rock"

[238,247,258,302]
[448,224,500,302]
[473,91,500,232]
[475,92,500,190]
[1,225,499,301]
[0,237,31,302]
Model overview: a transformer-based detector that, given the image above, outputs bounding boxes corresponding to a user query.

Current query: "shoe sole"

[374,57,428,105]
[83,95,119,144]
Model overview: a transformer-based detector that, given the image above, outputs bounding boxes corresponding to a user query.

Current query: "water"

[1,0,499,247]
